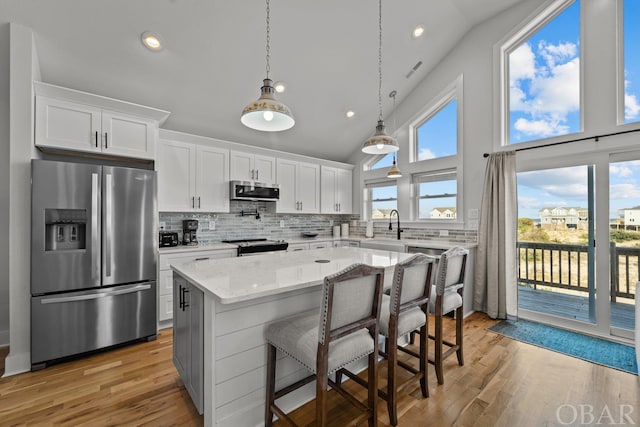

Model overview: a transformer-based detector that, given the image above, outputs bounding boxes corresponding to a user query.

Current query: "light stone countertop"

[170,247,414,304]
[158,242,238,255]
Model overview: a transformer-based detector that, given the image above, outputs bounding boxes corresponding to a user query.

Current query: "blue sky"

[516,0,640,221]
[372,1,640,221]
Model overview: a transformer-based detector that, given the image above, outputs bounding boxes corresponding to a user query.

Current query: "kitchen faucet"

[389,209,403,240]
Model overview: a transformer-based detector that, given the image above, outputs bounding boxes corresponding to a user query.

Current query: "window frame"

[364,180,398,221]
[496,0,582,150]
[412,169,460,222]
[410,76,462,164]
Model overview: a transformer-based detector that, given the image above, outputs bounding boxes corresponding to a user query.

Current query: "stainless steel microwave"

[230,180,280,201]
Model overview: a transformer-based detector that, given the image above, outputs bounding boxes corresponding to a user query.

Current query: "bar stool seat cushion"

[265,310,375,375]
[378,294,426,337]
[429,285,463,314]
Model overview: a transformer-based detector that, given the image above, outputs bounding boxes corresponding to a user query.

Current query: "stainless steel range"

[222,238,288,256]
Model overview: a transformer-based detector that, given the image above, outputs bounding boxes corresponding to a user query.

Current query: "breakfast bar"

[170,247,414,427]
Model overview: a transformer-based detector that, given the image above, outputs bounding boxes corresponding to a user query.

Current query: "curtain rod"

[482,127,640,158]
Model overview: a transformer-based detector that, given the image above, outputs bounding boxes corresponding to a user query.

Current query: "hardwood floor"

[0,314,637,426]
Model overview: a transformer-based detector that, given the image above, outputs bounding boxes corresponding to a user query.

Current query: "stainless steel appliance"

[222,238,288,256]
[31,160,157,369]
[182,219,198,245]
[230,180,280,201]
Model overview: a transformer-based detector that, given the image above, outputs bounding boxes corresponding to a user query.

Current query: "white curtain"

[473,151,517,319]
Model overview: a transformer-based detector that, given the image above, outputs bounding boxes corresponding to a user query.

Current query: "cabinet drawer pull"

[95,131,98,148]
[194,257,210,261]
[104,132,108,149]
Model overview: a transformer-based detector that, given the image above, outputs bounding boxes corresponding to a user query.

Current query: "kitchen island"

[170,247,414,427]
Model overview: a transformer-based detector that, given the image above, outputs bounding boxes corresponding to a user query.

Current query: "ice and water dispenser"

[44,209,87,251]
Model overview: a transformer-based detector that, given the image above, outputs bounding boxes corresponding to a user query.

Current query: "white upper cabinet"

[158,139,229,212]
[229,150,276,183]
[276,159,320,213]
[321,166,353,214]
[34,82,169,161]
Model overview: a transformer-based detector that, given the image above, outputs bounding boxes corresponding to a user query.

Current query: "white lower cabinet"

[332,240,360,248]
[309,241,330,249]
[158,248,236,327]
[287,243,309,252]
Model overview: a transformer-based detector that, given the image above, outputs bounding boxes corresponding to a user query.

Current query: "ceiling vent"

[405,61,423,79]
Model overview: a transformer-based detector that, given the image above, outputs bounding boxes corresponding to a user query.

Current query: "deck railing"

[517,241,638,301]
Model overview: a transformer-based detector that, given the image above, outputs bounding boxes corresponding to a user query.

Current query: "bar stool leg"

[435,312,444,385]
[368,345,379,427]
[456,305,464,366]
[265,344,277,427]
[386,334,398,426]
[316,356,328,427]
[419,321,429,398]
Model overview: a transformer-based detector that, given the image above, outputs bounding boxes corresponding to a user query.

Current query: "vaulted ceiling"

[2,0,524,162]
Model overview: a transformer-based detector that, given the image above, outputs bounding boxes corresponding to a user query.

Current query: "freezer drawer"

[31,282,157,367]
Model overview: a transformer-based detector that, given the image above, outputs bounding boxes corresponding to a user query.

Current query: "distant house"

[371,209,394,219]
[539,207,588,229]
[430,207,456,219]
[619,206,640,229]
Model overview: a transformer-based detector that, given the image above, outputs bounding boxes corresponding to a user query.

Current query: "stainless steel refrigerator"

[31,159,157,369]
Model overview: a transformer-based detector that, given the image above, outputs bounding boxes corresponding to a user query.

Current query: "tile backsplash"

[160,201,355,242]
[160,201,477,244]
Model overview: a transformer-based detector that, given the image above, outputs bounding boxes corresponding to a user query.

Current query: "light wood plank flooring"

[0,314,638,426]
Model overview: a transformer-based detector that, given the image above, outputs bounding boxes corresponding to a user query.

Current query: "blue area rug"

[489,319,638,375]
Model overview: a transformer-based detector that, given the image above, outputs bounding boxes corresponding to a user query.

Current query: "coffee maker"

[182,219,198,245]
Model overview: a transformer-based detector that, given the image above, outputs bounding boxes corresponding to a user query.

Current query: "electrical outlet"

[209,220,215,230]
[159,221,166,230]
[439,230,449,237]
[329,220,334,226]
[280,220,285,228]
[469,208,479,219]
[469,220,479,230]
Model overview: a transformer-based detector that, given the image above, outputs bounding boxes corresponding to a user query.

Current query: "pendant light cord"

[265,0,271,79]
[378,0,383,122]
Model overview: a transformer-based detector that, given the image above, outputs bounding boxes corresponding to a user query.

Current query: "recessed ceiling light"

[141,31,163,51]
[274,82,286,93]
[346,110,355,118]
[412,25,425,39]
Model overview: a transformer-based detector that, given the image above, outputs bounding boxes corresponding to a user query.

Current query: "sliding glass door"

[516,153,638,339]
[517,165,596,324]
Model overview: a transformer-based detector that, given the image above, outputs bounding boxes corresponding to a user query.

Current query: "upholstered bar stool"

[264,263,385,427]
[426,246,469,385]
[338,254,434,426]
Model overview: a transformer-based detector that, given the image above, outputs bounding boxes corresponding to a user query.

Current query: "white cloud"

[509,43,536,82]
[625,92,640,120]
[610,164,633,178]
[418,148,436,160]
[610,183,640,200]
[509,40,580,139]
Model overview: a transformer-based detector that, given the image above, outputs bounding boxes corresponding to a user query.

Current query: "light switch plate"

[280,220,285,228]
[469,208,479,219]
[469,220,479,230]
[209,221,215,230]
[439,230,449,237]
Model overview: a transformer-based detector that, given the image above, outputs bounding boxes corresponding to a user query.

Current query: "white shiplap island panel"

[170,247,414,427]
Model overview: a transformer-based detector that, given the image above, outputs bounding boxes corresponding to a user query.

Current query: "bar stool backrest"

[319,263,385,345]
[435,247,469,297]
[390,254,434,316]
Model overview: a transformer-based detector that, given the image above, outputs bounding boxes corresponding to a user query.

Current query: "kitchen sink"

[360,239,406,252]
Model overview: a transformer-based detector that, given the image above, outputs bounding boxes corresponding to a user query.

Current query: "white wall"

[3,23,40,376]
[347,0,547,224]
[0,23,10,347]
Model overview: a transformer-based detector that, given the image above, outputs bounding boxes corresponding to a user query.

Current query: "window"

[415,98,457,161]
[413,171,457,220]
[369,153,394,170]
[367,182,397,219]
[623,0,640,124]
[505,0,580,144]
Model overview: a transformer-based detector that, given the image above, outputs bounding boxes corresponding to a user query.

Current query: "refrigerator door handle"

[40,283,152,304]
[91,173,101,284]
[105,173,113,278]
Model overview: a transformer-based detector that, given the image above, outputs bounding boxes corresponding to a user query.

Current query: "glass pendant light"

[362,0,399,154]
[241,0,295,132]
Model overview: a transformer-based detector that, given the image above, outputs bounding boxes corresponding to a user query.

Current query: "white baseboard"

[2,351,30,378]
